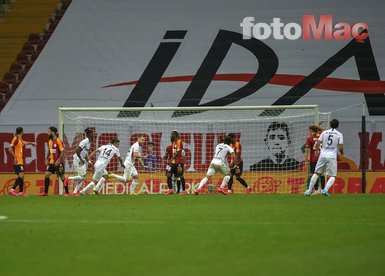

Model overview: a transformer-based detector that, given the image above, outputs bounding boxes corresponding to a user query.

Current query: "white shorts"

[73,159,87,176]
[207,161,230,176]
[93,162,108,182]
[315,157,337,176]
[123,165,138,181]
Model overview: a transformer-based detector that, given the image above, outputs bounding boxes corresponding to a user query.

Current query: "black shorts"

[46,163,65,176]
[14,165,24,174]
[230,161,243,177]
[171,164,184,178]
[309,162,317,174]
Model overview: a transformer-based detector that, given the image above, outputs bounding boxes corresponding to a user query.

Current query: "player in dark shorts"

[227,133,251,194]
[166,130,186,195]
[39,126,69,196]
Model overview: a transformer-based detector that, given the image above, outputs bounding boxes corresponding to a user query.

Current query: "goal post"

[58,105,330,195]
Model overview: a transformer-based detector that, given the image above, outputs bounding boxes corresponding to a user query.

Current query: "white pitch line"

[0,219,165,224]
[187,221,385,226]
[0,216,8,220]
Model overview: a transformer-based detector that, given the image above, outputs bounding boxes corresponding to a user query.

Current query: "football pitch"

[0,194,384,276]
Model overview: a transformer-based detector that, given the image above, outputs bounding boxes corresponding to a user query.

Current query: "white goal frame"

[58,105,321,195]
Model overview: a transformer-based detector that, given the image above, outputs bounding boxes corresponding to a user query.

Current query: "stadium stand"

[0,0,72,111]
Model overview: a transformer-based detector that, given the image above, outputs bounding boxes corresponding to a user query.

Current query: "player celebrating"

[227,133,251,194]
[109,135,147,195]
[39,126,69,196]
[8,127,36,196]
[80,138,124,195]
[305,119,344,196]
[64,128,94,196]
[165,130,186,195]
[305,125,325,195]
[195,136,236,195]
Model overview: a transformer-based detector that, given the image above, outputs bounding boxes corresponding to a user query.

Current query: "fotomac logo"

[103,29,385,117]
[241,15,368,42]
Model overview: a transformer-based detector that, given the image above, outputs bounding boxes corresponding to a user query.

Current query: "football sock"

[94,177,105,192]
[308,174,319,192]
[81,182,95,193]
[13,177,21,190]
[167,177,173,189]
[237,177,248,188]
[109,173,126,182]
[63,177,69,194]
[306,177,311,189]
[44,177,50,193]
[220,175,231,188]
[73,180,83,193]
[227,177,234,190]
[18,177,24,192]
[181,178,186,191]
[198,177,208,189]
[176,180,180,193]
[130,179,139,193]
[68,175,84,181]
[324,177,335,192]
[320,175,326,189]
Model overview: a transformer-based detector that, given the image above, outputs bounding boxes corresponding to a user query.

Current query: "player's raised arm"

[88,148,100,164]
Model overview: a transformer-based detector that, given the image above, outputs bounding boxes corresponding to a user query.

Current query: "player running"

[80,138,124,195]
[227,133,252,194]
[64,128,94,196]
[305,119,344,196]
[304,125,325,195]
[108,135,148,195]
[195,136,236,195]
[8,127,36,196]
[165,130,186,195]
[39,126,69,196]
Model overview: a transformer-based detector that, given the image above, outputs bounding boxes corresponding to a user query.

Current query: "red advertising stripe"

[103,73,385,94]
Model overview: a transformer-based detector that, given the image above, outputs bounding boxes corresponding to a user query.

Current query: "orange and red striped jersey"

[10,136,25,165]
[48,138,64,164]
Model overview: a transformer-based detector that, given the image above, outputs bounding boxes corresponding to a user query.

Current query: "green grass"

[0,194,384,276]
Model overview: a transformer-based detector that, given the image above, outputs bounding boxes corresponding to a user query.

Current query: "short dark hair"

[227,133,235,139]
[147,141,154,146]
[15,127,23,135]
[49,126,58,134]
[223,136,232,145]
[111,138,120,144]
[171,130,179,137]
[265,122,291,143]
[330,119,339,129]
[85,128,93,134]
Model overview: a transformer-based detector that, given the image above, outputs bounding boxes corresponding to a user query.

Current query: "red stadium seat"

[2,72,16,89]
[22,42,35,55]
[36,44,45,54]
[16,53,29,65]
[28,33,41,46]
[0,81,10,100]
[9,62,23,74]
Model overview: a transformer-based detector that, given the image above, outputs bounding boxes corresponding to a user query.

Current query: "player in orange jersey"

[8,127,36,196]
[38,126,68,196]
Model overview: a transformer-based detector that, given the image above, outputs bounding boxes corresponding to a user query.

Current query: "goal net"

[59,106,331,195]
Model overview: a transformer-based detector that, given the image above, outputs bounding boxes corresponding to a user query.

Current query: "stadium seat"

[41,32,52,44]
[35,44,45,54]
[0,81,10,100]
[2,72,16,89]
[28,33,42,46]
[22,42,35,55]
[16,53,29,66]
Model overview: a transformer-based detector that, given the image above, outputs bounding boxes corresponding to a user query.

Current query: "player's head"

[330,119,339,129]
[111,138,120,147]
[48,126,58,139]
[223,136,232,145]
[15,127,24,136]
[147,141,154,149]
[85,128,94,139]
[137,134,146,146]
[171,130,179,141]
[227,133,235,143]
[308,125,320,134]
[264,122,291,156]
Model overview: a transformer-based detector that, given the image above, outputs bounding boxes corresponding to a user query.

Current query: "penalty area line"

[0,219,165,224]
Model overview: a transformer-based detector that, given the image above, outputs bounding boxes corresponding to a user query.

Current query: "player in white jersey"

[109,135,148,195]
[195,136,236,195]
[80,138,124,195]
[305,119,344,196]
[64,128,93,195]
